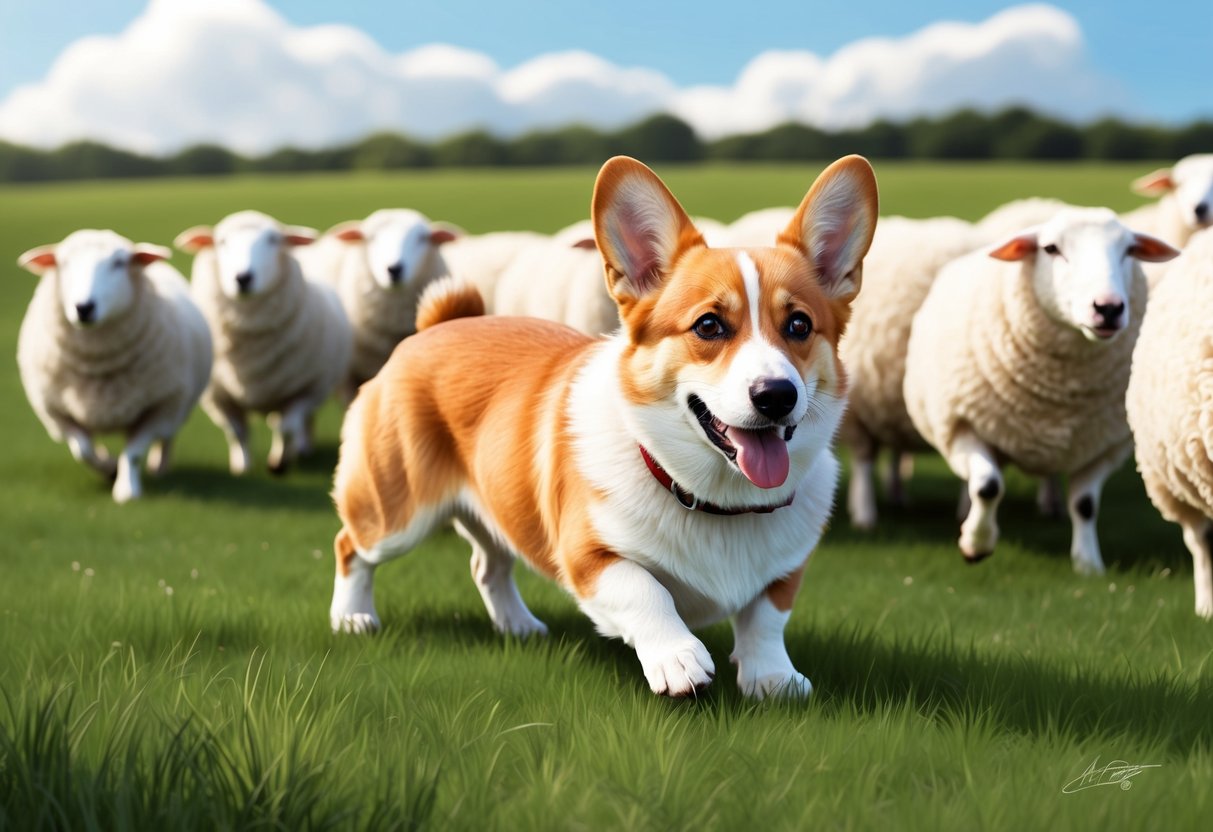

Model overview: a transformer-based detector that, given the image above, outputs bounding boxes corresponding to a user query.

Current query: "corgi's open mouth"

[687,395,796,489]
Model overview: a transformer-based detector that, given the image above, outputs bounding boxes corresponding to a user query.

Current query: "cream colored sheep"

[494,238,619,335]
[440,230,547,313]
[838,215,986,529]
[298,209,457,399]
[1126,228,1213,618]
[1122,154,1213,249]
[725,207,795,248]
[904,208,1178,571]
[976,197,1074,239]
[176,210,352,475]
[17,230,212,502]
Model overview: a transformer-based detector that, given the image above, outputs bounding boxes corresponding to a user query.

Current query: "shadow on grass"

[154,464,334,510]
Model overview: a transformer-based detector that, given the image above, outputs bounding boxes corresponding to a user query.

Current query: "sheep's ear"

[988,231,1038,262]
[778,155,878,302]
[1131,168,1175,196]
[571,237,597,250]
[592,155,702,305]
[1129,232,1180,263]
[328,221,364,243]
[17,244,56,275]
[284,226,318,247]
[174,226,214,253]
[132,243,172,266]
[429,227,459,246]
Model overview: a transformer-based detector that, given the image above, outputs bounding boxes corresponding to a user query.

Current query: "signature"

[1062,757,1161,793]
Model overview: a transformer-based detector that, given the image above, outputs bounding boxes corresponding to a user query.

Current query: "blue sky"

[0,1,1207,153]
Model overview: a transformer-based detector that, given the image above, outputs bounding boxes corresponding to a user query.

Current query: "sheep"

[725,207,795,248]
[297,209,458,399]
[1126,228,1213,619]
[176,210,352,475]
[493,237,619,335]
[977,197,1074,239]
[838,215,987,529]
[440,230,547,313]
[16,230,212,503]
[1122,154,1213,249]
[903,207,1178,571]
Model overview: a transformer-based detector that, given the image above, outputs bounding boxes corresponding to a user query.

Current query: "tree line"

[1,107,1210,183]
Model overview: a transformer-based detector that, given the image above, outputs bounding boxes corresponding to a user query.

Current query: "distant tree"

[0,141,54,181]
[1170,121,1213,157]
[836,120,909,159]
[168,144,242,175]
[1083,119,1169,160]
[349,132,431,169]
[908,110,996,159]
[614,114,702,162]
[52,141,161,179]
[508,124,612,166]
[432,130,508,166]
[996,118,1084,160]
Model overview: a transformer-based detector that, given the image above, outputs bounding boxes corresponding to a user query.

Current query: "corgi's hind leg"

[453,518,548,637]
[331,528,380,634]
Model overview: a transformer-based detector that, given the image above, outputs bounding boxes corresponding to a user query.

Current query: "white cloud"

[0,0,1123,155]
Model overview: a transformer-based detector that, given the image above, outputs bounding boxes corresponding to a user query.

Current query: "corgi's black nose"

[76,301,96,323]
[749,378,797,420]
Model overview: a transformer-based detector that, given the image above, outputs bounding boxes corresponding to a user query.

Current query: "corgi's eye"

[692,313,728,340]
[1043,243,1060,256]
[786,312,812,340]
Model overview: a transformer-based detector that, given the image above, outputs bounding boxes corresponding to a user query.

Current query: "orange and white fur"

[330,155,878,698]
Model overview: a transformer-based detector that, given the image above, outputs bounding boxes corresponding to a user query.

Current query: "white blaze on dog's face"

[1133,154,1213,232]
[592,156,878,495]
[989,208,1178,342]
[330,209,458,290]
[18,230,170,327]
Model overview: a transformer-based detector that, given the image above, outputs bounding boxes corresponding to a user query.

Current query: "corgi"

[329,155,878,698]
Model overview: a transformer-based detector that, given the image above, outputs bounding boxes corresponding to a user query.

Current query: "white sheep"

[17,230,212,503]
[977,197,1074,239]
[1126,228,1213,619]
[725,207,795,248]
[440,230,547,314]
[297,209,457,399]
[493,237,619,336]
[1122,154,1213,249]
[904,208,1178,571]
[176,210,352,475]
[838,215,987,529]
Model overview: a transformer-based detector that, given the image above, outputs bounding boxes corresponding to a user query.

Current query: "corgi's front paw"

[332,612,380,634]
[737,668,813,700]
[637,638,715,697]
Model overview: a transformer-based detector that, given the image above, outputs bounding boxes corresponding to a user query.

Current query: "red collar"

[638,445,794,516]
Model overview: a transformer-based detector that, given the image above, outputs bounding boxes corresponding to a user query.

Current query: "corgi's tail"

[415,275,485,331]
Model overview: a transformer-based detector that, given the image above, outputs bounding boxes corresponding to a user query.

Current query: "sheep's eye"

[1043,243,1060,256]
[692,313,728,340]
[786,312,813,340]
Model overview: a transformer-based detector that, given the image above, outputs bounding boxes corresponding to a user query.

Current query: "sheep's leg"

[62,422,116,478]
[453,517,548,637]
[201,390,250,476]
[1067,444,1130,576]
[146,438,173,477]
[268,398,318,475]
[846,431,879,530]
[1179,518,1213,620]
[949,431,1003,563]
[113,426,159,504]
[1036,474,1065,518]
[884,450,911,508]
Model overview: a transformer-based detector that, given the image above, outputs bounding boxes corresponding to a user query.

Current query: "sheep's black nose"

[1093,300,1125,328]
[1197,203,1209,223]
[235,271,253,292]
[76,301,96,323]
[749,378,798,421]
[387,263,404,284]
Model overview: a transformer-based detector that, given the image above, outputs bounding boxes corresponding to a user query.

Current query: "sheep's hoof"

[268,458,291,477]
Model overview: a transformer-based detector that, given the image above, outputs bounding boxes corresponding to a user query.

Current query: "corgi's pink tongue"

[726,427,790,489]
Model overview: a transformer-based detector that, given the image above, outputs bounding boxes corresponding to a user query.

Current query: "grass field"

[1,162,1211,830]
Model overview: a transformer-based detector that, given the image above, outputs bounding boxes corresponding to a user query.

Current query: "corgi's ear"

[592,156,702,306]
[779,155,878,303]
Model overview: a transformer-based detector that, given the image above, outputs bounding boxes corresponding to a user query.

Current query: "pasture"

[1,162,1211,830]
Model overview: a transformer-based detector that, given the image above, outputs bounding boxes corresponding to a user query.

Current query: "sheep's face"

[360,210,441,291]
[215,220,288,299]
[989,209,1178,342]
[18,230,169,328]
[1133,154,1213,233]
[1171,155,1213,231]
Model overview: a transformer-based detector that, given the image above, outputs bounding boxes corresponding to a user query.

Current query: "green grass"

[1,163,1210,831]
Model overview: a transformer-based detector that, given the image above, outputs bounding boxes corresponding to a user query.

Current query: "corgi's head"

[592,156,877,504]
